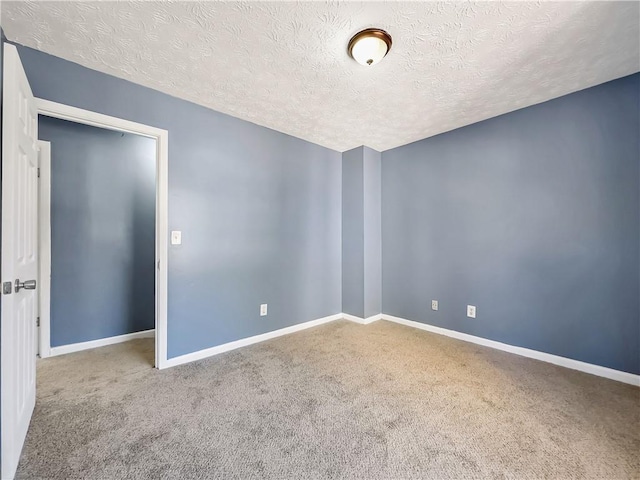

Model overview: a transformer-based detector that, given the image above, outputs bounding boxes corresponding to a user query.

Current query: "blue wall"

[363,147,382,319]
[341,146,382,319]
[342,147,364,317]
[382,73,640,375]
[39,117,156,346]
[16,45,342,359]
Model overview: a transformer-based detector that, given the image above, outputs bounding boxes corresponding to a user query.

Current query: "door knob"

[15,279,36,292]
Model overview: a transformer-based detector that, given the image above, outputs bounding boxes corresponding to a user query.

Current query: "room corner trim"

[161,313,344,369]
[342,313,382,325]
[382,314,640,386]
[49,329,156,357]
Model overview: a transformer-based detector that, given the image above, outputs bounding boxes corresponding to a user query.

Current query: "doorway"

[37,117,157,361]
[35,99,169,369]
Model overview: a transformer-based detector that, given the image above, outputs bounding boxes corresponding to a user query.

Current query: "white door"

[1,43,39,480]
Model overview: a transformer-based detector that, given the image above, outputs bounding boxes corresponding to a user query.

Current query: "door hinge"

[37,317,40,327]
[37,167,40,178]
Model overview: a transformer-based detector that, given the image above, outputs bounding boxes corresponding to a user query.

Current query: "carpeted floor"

[16,320,639,479]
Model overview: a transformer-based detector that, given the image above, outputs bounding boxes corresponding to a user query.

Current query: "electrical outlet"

[260,304,268,316]
[171,230,182,245]
[467,305,476,318]
[431,300,438,311]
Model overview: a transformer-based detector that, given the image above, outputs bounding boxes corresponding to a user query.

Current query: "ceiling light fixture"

[348,28,392,66]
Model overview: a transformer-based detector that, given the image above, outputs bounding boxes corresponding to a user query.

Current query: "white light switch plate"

[260,304,268,316]
[171,231,182,245]
[467,305,476,318]
[431,300,438,311]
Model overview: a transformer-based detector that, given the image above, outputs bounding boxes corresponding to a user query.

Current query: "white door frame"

[37,140,52,359]
[34,99,169,369]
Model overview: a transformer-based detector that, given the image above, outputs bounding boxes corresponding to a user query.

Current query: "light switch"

[260,304,268,316]
[171,231,182,245]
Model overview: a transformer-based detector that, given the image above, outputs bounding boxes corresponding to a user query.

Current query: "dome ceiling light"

[348,28,392,66]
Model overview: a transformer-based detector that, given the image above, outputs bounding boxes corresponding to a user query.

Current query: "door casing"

[37,141,51,359]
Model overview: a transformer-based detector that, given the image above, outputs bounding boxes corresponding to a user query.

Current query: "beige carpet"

[16,320,639,479]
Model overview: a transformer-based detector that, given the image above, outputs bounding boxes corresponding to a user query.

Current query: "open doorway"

[37,117,157,365]
[34,99,169,369]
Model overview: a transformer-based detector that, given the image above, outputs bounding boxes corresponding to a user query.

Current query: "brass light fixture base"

[348,28,393,65]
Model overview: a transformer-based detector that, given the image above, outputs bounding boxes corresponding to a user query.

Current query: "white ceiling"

[2,1,639,152]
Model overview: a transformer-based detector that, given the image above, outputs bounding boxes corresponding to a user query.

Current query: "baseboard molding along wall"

[162,313,344,369]
[49,329,155,357]
[372,314,639,387]
[52,313,637,387]
[341,313,382,325]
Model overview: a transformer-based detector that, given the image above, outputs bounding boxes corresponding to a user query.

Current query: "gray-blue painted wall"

[342,147,364,317]
[381,73,640,375]
[341,146,382,319]
[39,117,156,346]
[363,147,382,319]
[15,45,342,359]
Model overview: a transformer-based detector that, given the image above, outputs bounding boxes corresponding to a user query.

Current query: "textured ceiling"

[2,1,639,152]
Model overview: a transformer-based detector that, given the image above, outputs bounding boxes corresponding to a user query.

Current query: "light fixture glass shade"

[348,29,392,66]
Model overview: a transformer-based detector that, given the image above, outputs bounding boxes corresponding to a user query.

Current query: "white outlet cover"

[467,305,476,319]
[260,304,268,316]
[431,300,438,311]
[171,230,182,245]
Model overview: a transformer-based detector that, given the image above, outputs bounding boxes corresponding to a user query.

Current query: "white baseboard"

[381,314,640,386]
[126,313,637,387]
[162,313,343,369]
[49,329,155,357]
[342,313,382,325]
